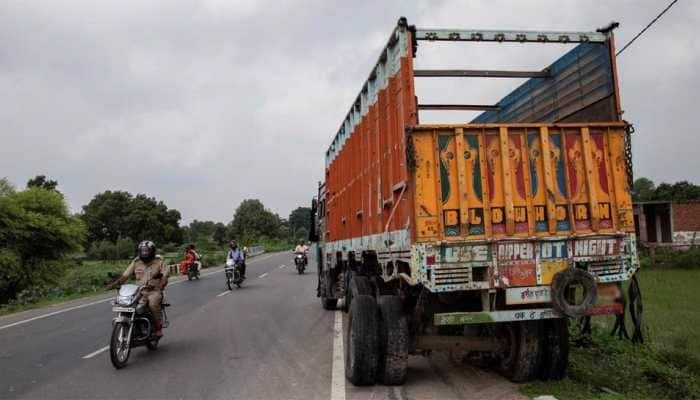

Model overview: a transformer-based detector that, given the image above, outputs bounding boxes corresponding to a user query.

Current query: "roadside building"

[633,201,700,248]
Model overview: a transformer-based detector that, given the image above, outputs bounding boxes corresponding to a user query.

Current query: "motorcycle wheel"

[226,274,233,291]
[146,337,160,351]
[110,322,131,369]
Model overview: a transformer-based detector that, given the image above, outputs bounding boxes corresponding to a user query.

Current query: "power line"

[616,0,680,57]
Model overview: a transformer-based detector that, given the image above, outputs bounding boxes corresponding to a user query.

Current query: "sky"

[1,0,698,224]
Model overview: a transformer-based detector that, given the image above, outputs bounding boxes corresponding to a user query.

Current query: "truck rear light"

[426,255,436,265]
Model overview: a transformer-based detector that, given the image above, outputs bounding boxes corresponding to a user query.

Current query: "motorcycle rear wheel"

[110,322,131,369]
[146,337,159,351]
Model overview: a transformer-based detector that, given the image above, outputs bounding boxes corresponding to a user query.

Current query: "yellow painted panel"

[540,260,568,284]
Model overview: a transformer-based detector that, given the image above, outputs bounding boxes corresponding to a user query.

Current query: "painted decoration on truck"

[550,134,570,231]
[465,135,486,235]
[497,242,537,287]
[527,133,570,232]
[509,134,529,233]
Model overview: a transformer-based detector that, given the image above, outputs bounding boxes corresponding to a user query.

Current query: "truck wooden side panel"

[410,123,634,242]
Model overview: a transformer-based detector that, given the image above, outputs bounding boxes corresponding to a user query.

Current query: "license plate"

[505,286,551,305]
[112,307,135,313]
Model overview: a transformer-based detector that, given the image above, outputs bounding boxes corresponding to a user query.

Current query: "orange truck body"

[319,19,637,319]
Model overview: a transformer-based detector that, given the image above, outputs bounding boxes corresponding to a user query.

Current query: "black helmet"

[137,240,157,262]
[229,240,237,249]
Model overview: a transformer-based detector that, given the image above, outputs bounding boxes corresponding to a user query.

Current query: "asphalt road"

[0,252,524,400]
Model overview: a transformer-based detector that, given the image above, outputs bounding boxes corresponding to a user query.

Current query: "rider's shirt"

[295,245,307,253]
[227,249,244,262]
[122,256,169,289]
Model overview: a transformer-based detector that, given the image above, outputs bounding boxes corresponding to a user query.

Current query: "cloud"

[1,0,697,223]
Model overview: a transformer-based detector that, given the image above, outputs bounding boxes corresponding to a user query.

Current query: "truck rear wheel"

[345,275,373,312]
[321,297,337,310]
[538,318,569,380]
[345,294,379,386]
[377,295,408,385]
[497,321,542,383]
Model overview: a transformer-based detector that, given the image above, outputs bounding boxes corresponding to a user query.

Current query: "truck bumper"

[434,303,624,325]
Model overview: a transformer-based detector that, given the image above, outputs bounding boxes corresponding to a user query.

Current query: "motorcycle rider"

[294,240,308,266]
[109,241,169,337]
[227,241,246,279]
[179,244,198,275]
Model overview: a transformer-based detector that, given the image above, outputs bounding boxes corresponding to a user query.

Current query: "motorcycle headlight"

[117,295,134,306]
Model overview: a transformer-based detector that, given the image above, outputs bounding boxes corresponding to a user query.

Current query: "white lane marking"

[0,297,114,332]
[258,272,268,278]
[82,345,109,359]
[278,265,286,269]
[217,291,231,297]
[0,253,286,331]
[331,310,345,400]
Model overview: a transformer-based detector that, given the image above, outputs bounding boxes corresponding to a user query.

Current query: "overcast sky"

[1,0,698,224]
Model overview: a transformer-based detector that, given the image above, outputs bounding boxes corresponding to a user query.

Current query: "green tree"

[632,177,656,202]
[652,181,700,202]
[288,207,311,238]
[0,177,15,196]
[229,199,281,243]
[27,175,59,192]
[187,220,218,242]
[213,223,228,245]
[81,191,183,247]
[0,187,85,303]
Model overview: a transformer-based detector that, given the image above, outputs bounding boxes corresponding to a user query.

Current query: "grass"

[522,267,700,400]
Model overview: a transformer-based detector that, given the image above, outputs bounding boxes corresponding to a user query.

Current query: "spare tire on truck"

[345,294,379,385]
[377,295,408,385]
[496,321,542,382]
[551,268,597,317]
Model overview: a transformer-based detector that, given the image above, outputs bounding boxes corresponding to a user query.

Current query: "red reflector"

[426,256,436,265]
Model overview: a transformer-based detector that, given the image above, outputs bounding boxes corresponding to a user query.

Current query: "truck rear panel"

[320,19,637,309]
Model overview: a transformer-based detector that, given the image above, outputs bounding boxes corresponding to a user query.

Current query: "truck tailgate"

[409,123,634,242]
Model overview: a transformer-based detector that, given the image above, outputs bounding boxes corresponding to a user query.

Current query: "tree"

[186,220,218,242]
[27,175,59,192]
[81,191,183,247]
[0,187,85,303]
[652,181,700,202]
[229,199,281,243]
[213,223,228,245]
[0,177,15,197]
[288,207,311,238]
[632,177,655,201]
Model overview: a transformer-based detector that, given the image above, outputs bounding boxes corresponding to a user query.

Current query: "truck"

[310,18,638,386]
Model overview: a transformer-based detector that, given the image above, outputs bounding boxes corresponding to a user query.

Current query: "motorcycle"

[187,260,201,281]
[109,281,169,369]
[225,259,244,290]
[294,252,306,274]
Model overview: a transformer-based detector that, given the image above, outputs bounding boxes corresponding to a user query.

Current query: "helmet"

[187,244,195,250]
[229,240,237,249]
[137,240,157,262]
[299,240,305,246]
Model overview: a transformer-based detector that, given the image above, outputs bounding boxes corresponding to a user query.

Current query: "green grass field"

[523,268,700,400]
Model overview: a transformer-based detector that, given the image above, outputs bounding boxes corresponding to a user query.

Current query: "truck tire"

[371,276,392,297]
[551,268,597,317]
[345,275,373,312]
[497,321,541,383]
[377,295,408,385]
[345,295,379,386]
[321,297,337,310]
[538,318,569,380]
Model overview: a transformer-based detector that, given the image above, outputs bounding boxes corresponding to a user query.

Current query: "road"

[0,252,524,400]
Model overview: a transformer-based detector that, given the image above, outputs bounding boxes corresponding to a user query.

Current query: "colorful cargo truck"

[311,18,638,385]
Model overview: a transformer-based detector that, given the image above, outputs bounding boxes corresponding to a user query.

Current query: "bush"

[86,238,135,260]
[645,247,700,269]
[0,188,85,304]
